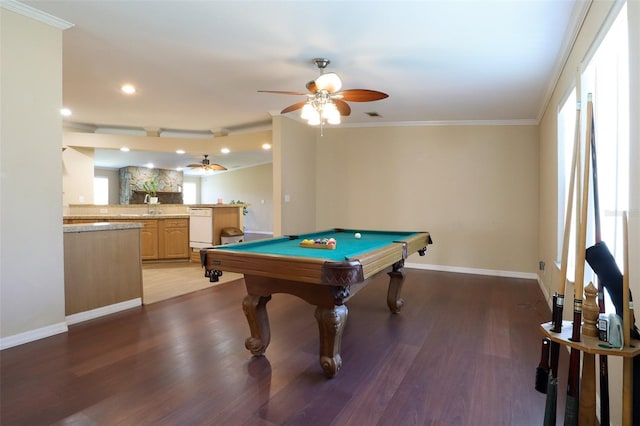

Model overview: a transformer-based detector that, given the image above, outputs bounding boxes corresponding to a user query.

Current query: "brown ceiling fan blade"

[258,90,308,96]
[340,89,389,102]
[333,99,351,116]
[305,80,317,93]
[281,100,307,114]
[186,163,205,168]
[205,164,227,171]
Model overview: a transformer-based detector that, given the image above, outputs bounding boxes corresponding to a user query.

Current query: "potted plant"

[143,179,159,204]
[230,200,248,216]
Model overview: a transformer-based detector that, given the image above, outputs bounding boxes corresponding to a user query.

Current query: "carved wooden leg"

[242,294,272,356]
[314,305,348,378]
[387,267,406,313]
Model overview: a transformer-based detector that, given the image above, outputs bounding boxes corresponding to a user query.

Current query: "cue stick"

[541,97,581,426]
[622,212,632,425]
[587,97,609,425]
[564,93,592,426]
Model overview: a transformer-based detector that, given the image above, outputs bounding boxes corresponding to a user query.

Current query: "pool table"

[201,228,432,377]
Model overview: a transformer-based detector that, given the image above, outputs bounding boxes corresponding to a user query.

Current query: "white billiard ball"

[354,232,362,239]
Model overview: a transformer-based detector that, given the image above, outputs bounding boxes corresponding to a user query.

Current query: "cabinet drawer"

[140,219,158,229]
[162,219,188,228]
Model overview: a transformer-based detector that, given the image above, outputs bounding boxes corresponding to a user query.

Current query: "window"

[183,182,197,205]
[557,2,629,308]
[581,2,629,272]
[557,87,577,281]
[93,176,109,205]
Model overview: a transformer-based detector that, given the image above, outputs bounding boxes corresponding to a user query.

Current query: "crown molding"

[0,0,74,29]
[536,0,592,122]
[341,119,539,128]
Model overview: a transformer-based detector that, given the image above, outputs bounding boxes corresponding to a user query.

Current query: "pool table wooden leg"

[314,305,348,378]
[242,294,272,356]
[386,267,406,313]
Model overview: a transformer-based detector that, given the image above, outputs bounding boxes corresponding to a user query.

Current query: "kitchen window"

[93,176,109,205]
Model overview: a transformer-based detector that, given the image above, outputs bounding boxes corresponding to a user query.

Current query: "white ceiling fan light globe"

[327,110,341,125]
[314,72,342,93]
[322,102,339,121]
[300,102,314,120]
[307,109,321,125]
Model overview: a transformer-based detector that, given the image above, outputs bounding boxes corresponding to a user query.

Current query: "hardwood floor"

[1,270,560,425]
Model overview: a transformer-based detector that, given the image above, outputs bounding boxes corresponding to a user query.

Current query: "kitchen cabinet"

[65,217,189,261]
[159,218,189,259]
[139,219,159,260]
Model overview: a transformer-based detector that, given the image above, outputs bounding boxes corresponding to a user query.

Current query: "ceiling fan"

[259,58,388,126]
[186,155,227,171]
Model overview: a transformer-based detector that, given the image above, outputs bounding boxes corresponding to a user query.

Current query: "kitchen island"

[64,222,144,324]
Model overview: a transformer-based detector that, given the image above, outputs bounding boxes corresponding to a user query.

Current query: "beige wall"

[62,146,95,205]
[277,117,318,235]
[0,9,67,345]
[315,125,539,274]
[201,163,273,233]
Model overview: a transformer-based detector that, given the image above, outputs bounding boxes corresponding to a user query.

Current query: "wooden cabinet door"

[140,220,159,260]
[159,219,189,259]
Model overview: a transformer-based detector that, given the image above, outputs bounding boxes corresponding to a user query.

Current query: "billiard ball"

[354,232,361,239]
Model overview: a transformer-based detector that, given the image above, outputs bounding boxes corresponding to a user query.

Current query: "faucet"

[147,203,162,215]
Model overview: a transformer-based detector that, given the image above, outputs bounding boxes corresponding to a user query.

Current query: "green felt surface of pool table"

[214,228,421,261]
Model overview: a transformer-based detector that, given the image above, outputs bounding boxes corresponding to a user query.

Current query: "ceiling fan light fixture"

[300,102,314,120]
[322,102,341,124]
[314,72,342,93]
[307,110,321,126]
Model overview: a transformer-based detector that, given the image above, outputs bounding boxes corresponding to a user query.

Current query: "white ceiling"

[20,0,586,172]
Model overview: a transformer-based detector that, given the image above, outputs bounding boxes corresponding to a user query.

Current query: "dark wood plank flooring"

[1,270,564,425]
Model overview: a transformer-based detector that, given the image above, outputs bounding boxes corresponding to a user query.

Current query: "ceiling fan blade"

[205,164,227,171]
[340,89,389,102]
[258,90,308,96]
[186,163,204,168]
[305,80,317,93]
[281,100,307,114]
[333,99,351,116]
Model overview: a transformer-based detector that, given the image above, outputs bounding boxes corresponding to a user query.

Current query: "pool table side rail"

[354,232,431,277]
[203,231,431,285]
[205,250,333,284]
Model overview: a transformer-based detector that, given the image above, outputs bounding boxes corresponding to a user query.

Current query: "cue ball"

[354,232,361,239]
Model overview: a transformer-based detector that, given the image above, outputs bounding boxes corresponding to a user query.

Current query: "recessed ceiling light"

[60,108,72,116]
[120,147,130,152]
[221,148,230,154]
[176,167,183,171]
[121,84,136,95]
[176,149,185,154]
[145,163,154,169]
[262,143,272,150]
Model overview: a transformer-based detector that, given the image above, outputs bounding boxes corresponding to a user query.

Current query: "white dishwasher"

[189,207,213,249]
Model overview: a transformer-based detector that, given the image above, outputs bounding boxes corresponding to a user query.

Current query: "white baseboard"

[1,298,143,350]
[66,298,142,326]
[243,230,273,235]
[0,321,68,350]
[406,262,538,280]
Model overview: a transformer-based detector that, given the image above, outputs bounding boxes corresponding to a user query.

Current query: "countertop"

[64,222,144,233]
[65,214,189,219]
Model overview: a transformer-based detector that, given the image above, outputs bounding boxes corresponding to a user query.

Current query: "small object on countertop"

[354,232,361,239]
